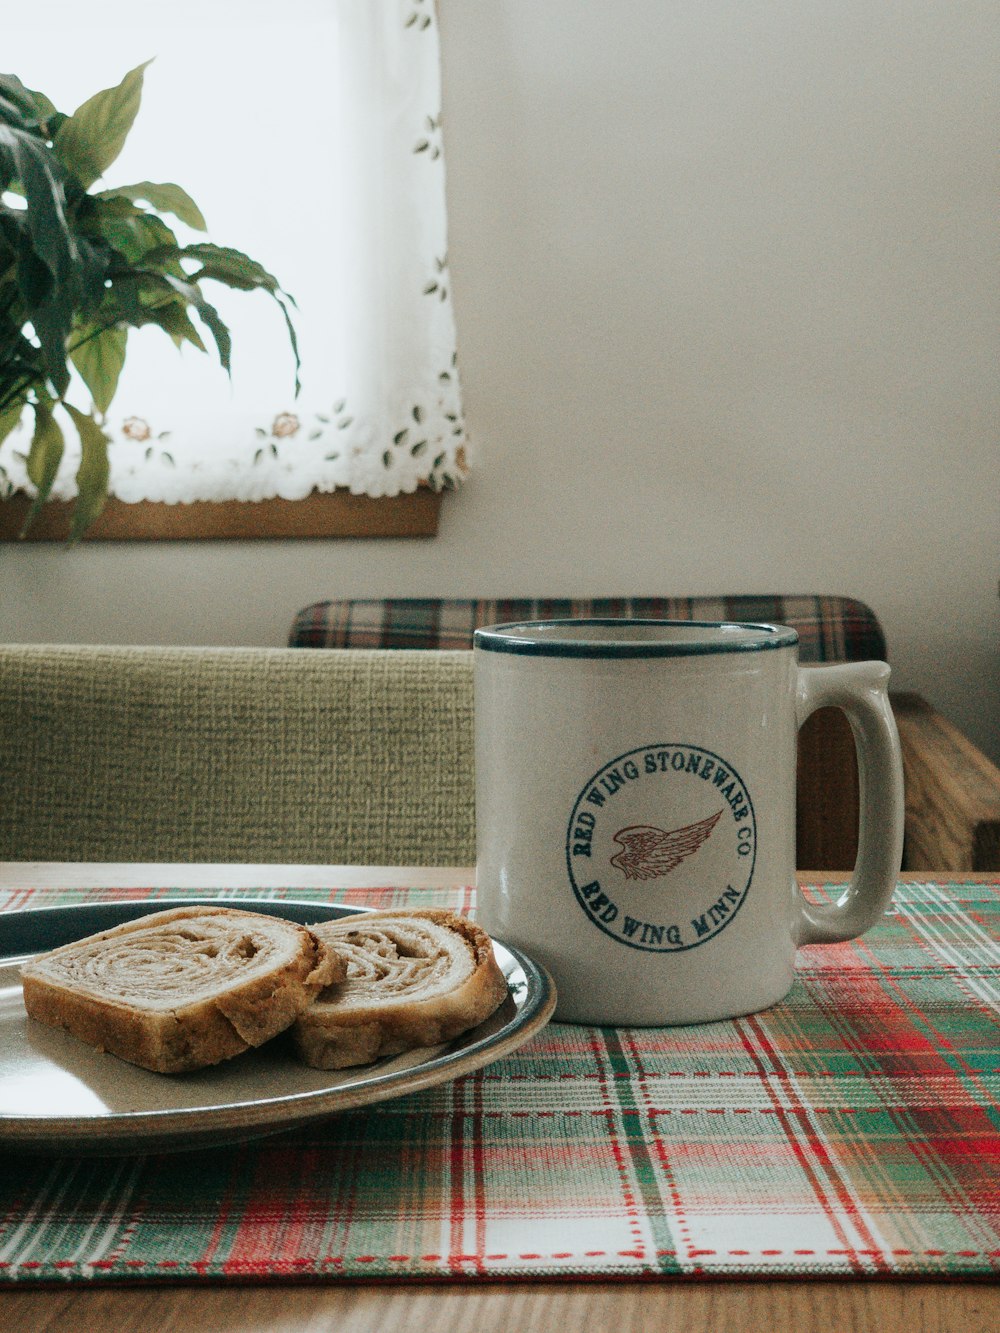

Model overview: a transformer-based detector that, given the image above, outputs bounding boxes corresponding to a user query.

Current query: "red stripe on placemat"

[220,1146,299,1273]
[848,909,999,1095]
[470,1069,489,1273]
[736,1014,885,1274]
[195,1149,246,1272]
[447,1073,468,1275]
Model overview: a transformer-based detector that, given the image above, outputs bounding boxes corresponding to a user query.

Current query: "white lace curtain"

[1,0,467,503]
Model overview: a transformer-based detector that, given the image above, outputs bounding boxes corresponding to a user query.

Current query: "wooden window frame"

[0,488,442,541]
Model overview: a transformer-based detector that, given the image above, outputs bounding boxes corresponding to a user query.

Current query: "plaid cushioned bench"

[288,595,887,869]
[289,594,886,663]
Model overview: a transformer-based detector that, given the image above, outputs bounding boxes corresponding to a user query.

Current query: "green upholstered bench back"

[0,645,475,865]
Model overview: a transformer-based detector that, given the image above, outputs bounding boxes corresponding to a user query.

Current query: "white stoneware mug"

[474,619,905,1025]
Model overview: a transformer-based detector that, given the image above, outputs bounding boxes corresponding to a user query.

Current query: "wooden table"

[2,864,997,1333]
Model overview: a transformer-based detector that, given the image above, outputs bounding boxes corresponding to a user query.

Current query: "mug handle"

[795,661,905,944]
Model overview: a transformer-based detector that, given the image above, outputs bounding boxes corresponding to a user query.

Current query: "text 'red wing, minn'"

[609,809,724,881]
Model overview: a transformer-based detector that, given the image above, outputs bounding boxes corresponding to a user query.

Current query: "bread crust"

[293,909,509,1069]
[21,906,342,1073]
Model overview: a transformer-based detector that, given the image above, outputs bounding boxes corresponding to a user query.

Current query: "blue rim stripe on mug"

[473,619,799,658]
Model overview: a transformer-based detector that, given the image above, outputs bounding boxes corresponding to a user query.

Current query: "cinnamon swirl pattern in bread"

[21,906,342,1073]
[293,909,509,1069]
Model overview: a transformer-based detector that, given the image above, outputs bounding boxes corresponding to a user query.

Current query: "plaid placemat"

[0,878,996,1285]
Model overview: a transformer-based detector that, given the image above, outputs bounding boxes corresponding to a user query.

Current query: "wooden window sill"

[0,488,442,542]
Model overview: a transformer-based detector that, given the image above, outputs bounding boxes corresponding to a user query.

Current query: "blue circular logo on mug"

[565,743,757,952]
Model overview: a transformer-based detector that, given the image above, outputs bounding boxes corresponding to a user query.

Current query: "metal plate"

[0,900,555,1155]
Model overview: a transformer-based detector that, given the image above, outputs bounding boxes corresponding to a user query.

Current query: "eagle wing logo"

[609,809,724,881]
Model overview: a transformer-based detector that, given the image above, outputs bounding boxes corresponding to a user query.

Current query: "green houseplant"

[0,62,298,539]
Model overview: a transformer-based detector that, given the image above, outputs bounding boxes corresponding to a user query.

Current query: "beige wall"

[3,0,998,762]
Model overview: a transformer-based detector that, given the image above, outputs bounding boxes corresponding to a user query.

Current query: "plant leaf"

[20,398,64,534]
[192,296,231,371]
[53,60,152,188]
[0,123,78,394]
[0,324,46,415]
[70,325,127,413]
[0,122,74,281]
[179,243,280,293]
[274,293,300,396]
[0,94,30,132]
[85,196,181,267]
[23,86,59,126]
[72,235,112,316]
[0,394,26,447]
[0,75,41,129]
[175,243,300,394]
[0,79,65,141]
[157,272,231,371]
[97,181,206,231]
[63,402,110,542]
[142,299,207,352]
[23,267,72,397]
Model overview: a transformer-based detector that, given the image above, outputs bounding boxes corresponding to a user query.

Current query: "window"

[0,0,466,537]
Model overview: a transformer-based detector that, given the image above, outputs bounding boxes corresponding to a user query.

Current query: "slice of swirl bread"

[21,906,343,1073]
[292,909,509,1069]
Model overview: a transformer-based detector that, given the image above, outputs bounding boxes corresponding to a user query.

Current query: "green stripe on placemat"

[600,1028,684,1274]
[0,878,997,1283]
